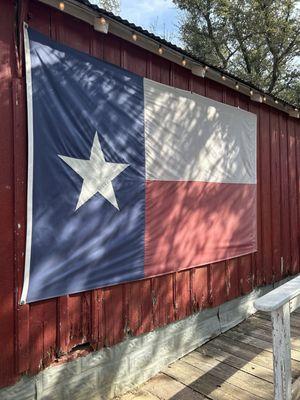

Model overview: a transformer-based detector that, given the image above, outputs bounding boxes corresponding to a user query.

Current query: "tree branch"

[231,21,253,74]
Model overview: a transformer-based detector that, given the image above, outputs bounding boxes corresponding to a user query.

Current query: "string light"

[52,11,296,116]
[93,16,109,33]
[50,9,297,118]
[72,14,298,115]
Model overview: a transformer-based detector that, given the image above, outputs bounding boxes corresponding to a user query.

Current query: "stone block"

[0,377,35,400]
[40,359,81,390]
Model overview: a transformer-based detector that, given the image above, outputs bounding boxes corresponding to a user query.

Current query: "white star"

[58,132,129,211]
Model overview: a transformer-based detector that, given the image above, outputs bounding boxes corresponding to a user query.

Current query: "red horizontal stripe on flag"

[144,181,257,276]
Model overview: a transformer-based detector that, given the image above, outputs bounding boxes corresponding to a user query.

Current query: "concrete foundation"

[0,280,288,400]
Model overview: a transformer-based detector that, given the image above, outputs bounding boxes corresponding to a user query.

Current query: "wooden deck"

[117,310,300,400]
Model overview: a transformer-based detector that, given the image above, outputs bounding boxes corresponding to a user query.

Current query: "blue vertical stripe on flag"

[24,28,145,302]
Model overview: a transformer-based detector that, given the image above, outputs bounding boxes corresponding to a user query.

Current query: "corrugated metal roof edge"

[52,0,300,111]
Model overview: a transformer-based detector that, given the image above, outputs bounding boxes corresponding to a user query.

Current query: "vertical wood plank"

[239,255,253,295]
[122,41,147,76]
[127,280,153,336]
[238,93,249,111]
[190,75,206,96]
[51,5,94,351]
[174,270,191,320]
[12,79,30,374]
[27,0,60,371]
[225,258,240,301]
[270,110,281,281]
[288,119,299,276]
[295,123,300,276]
[146,46,174,333]
[90,29,104,60]
[91,289,104,349]
[206,80,228,307]
[210,263,227,307]
[24,2,54,375]
[29,302,44,373]
[89,30,105,350]
[28,0,51,35]
[29,299,56,372]
[0,0,16,387]
[82,291,92,342]
[89,29,105,351]
[260,105,272,284]
[67,294,83,348]
[237,97,255,294]
[28,6,59,352]
[169,64,193,320]
[40,300,57,368]
[206,79,223,102]
[103,34,122,65]
[191,266,209,312]
[223,87,242,297]
[57,297,69,354]
[249,103,261,287]
[223,86,236,106]
[152,275,175,328]
[279,114,291,276]
[103,285,124,347]
[172,63,190,90]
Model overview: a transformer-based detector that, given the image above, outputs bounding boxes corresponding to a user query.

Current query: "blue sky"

[89,0,183,46]
[120,0,182,45]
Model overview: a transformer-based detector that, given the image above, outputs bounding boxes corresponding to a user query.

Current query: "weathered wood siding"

[0,0,300,388]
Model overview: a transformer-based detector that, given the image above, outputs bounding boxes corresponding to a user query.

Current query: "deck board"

[234,321,300,349]
[116,311,300,399]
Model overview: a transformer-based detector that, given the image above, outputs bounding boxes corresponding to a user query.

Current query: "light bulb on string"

[59,1,65,10]
[158,45,163,55]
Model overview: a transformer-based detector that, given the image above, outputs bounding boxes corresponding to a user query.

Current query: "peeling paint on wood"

[271,304,292,400]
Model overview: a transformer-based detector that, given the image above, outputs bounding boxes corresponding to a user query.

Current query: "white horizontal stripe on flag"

[144,78,257,184]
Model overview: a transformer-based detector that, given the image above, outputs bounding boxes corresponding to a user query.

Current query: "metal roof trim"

[37,0,299,113]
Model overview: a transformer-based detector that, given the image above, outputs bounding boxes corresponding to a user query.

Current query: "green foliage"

[89,0,120,14]
[173,0,300,106]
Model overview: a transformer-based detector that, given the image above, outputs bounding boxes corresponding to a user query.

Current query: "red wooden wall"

[1,0,300,388]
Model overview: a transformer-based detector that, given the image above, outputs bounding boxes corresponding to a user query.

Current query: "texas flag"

[21,28,257,303]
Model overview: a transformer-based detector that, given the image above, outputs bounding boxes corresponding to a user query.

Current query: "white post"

[271,303,292,400]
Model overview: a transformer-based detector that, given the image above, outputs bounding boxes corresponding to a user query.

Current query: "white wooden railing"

[254,275,300,400]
